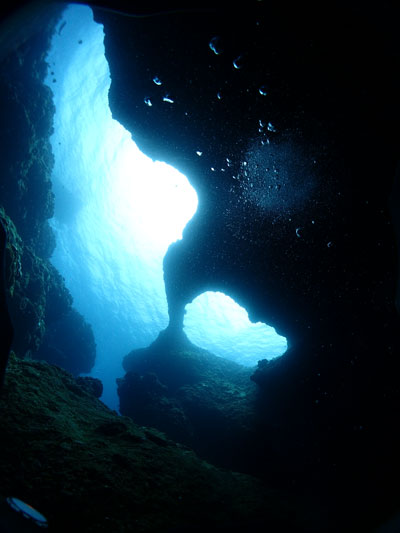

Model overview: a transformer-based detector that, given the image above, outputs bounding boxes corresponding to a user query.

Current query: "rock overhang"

[91,2,400,348]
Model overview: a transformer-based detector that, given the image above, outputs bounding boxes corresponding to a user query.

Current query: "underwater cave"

[44,3,287,409]
[1,1,400,532]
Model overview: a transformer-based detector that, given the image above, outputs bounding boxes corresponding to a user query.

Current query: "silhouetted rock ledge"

[119,328,259,472]
[0,353,321,532]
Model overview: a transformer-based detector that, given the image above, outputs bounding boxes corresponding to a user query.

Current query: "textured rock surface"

[0,217,12,385]
[119,328,258,471]
[35,307,96,375]
[0,354,320,533]
[0,5,96,375]
[0,6,57,258]
[0,206,96,374]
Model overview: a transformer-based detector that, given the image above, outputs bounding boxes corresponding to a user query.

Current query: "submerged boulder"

[119,328,261,472]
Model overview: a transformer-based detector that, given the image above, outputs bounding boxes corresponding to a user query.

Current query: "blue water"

[184,291,287,366]
[44,4,287,411]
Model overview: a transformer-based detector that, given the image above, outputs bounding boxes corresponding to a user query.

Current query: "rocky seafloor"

[0,353,323,532]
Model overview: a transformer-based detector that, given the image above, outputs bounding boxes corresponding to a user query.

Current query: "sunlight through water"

[184,291,287,366]
[45,4,197,409]
[45,3,287,409]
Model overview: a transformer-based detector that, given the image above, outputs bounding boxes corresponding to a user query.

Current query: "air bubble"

[209,36,222,55]
[233,55,245,69]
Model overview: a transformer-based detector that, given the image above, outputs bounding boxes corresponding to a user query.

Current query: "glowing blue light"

[44,4,287,408]
[45,4,197,409]
[184,292,287,366]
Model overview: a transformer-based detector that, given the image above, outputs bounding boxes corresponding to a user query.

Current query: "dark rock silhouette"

[93,3,400,530]
[118,328,257,471]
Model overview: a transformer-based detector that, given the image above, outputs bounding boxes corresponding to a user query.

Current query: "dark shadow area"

[118,327,259,472]
[35,307,96,375]
[91,2,400,530]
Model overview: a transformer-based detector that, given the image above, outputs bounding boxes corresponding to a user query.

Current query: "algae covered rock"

[0,5,60,259]
[0,6,97,377]
[0,207,95,375]
[0,207,46,356]
[0,353,318,532]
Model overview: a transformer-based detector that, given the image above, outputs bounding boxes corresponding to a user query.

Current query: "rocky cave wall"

[0,3,96,375]
[93,0,400,524]
[93,1,400,343]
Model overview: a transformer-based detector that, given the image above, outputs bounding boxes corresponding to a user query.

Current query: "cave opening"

[45,3,287,409]
[184,291,287,366]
